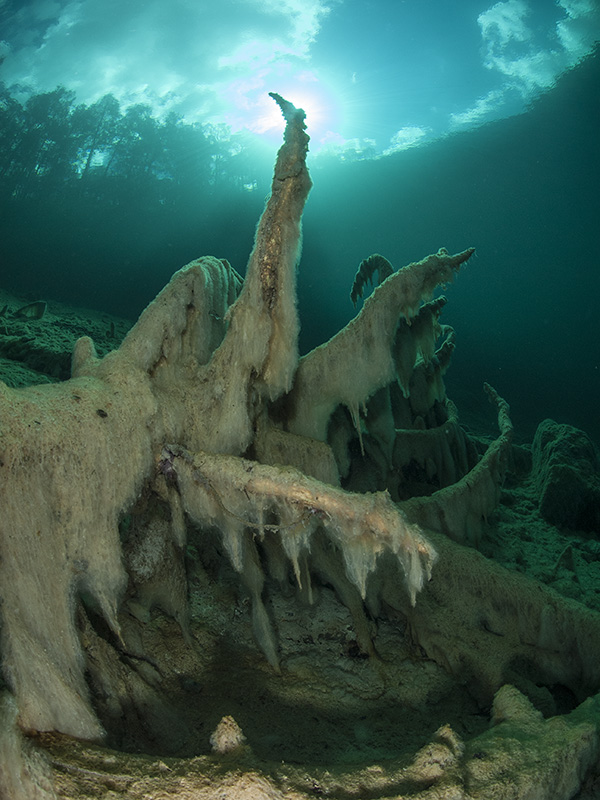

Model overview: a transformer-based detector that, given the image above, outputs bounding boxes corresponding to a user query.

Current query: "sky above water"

[1,0,599,156]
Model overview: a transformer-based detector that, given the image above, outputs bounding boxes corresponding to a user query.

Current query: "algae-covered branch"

[2,95,600,800]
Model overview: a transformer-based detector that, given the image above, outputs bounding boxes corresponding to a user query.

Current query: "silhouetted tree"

[0,84,26,187]
[159,113,213,198]
[71,93,121,181]
[23,88,78,186]
[0,83,271,203]
[0,86,79,197]
[0,82,270,315]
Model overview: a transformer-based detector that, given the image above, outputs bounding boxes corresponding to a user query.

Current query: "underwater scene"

[0,1,599,798]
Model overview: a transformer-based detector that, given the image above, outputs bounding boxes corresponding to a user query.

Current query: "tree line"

[0,84,270,204]
[0,83,275,318]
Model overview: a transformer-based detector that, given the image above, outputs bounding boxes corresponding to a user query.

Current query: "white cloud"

[316,126,430,162]
[316,132,377,161]
[2,0,598,159]
[218,0,330,71]
[478,0,600,91]
[450,0,600,130]
[250,0,332,57]
[0,0,334,130]
[478,0,531,49]
[449,89,507,127]
[383,126,429,155]
[502,51,560,90]
[477,0,553,91]
[556,0,600,60]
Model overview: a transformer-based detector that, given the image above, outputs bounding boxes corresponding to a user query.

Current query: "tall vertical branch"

[208,94,312,423]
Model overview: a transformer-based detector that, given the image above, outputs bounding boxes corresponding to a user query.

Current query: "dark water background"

[2,47,598,445]
[299,49,599,445]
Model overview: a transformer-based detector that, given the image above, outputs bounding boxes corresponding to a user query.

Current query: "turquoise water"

[0,47,598,445]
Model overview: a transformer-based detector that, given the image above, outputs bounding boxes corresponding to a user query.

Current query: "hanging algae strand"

[160,445,437,606]
[158,446,321,535]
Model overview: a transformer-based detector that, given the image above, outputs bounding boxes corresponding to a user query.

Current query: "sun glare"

[248,76,342,150]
